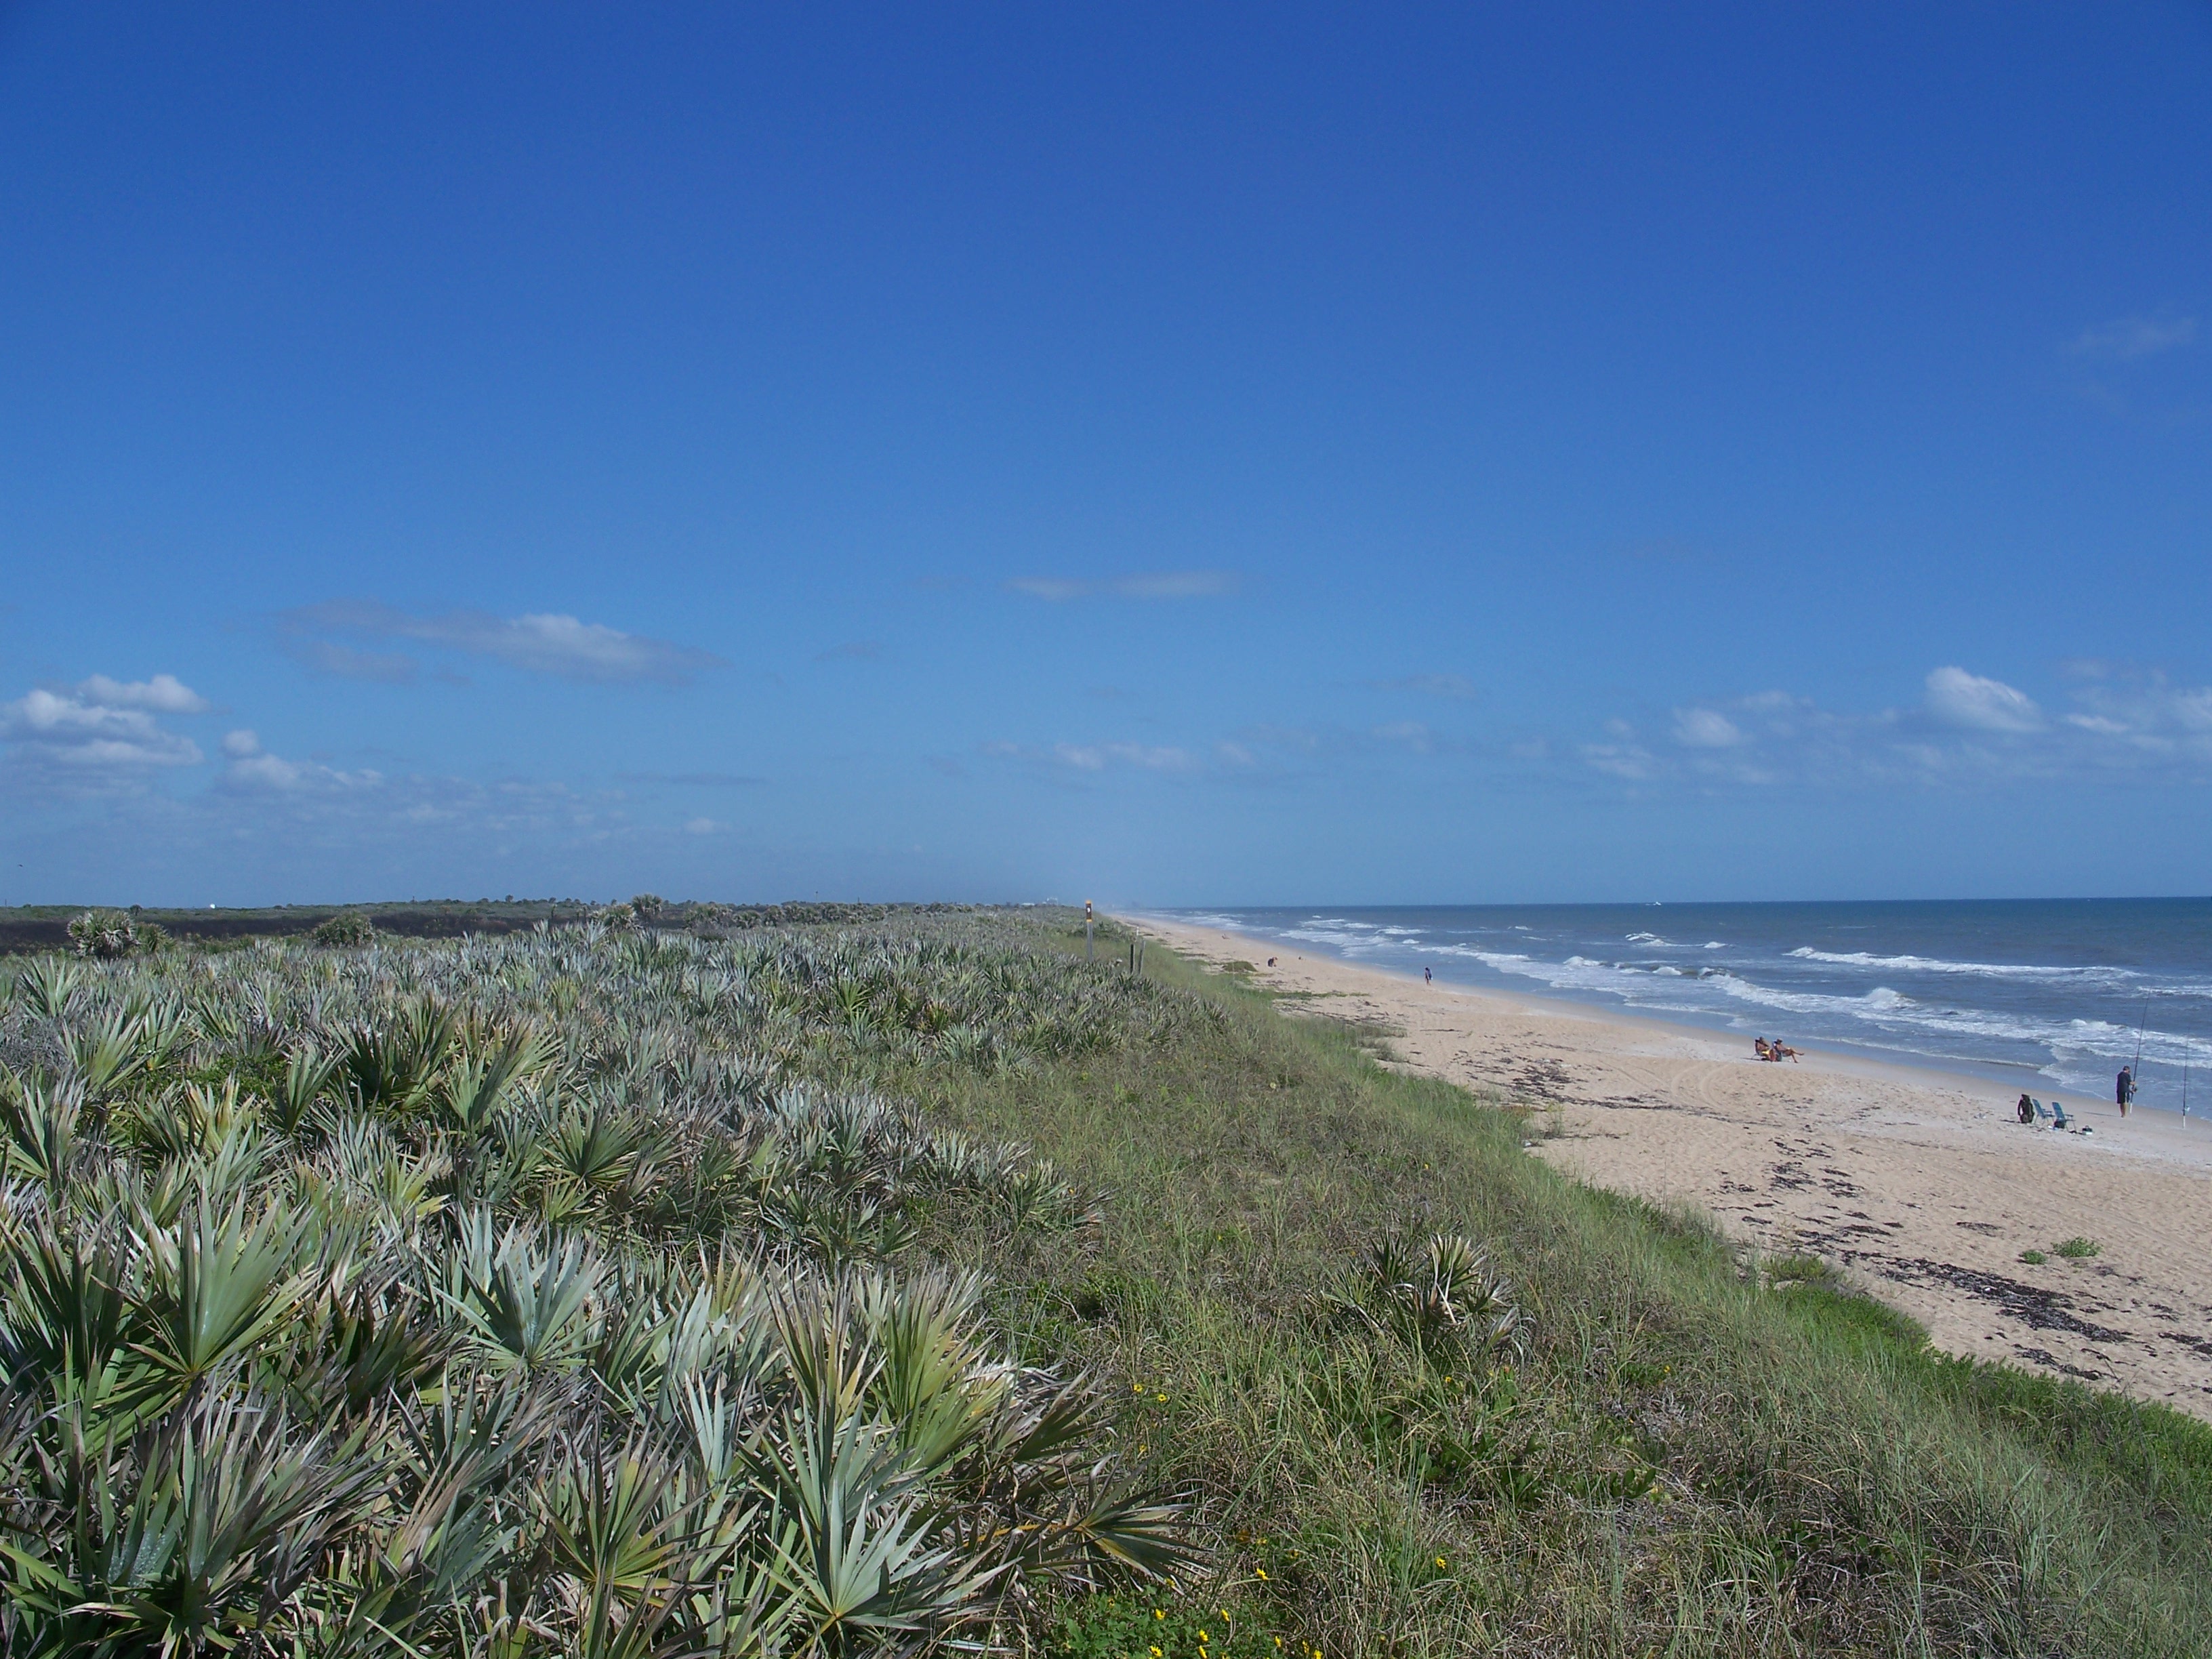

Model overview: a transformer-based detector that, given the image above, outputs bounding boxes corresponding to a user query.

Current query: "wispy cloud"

[614,771,765,787]
[1671,707,1745,747]
[1371,720,1435,753]
[1368,673,1478,701]
[281,637,422,684]
[1,674,209,790]
[1005,571,1240,602]
[279,600,725,684]
[2068,313,2198,361]
[1924,666,2042,733]
[983,739,1202,775]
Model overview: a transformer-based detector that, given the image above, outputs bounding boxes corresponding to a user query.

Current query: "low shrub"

[310,909,377,947]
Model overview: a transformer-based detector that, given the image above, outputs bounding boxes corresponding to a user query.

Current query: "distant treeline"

[0,899,989,954]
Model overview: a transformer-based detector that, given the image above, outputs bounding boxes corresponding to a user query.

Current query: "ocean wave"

[1219,907,2209,1101]
[1784,946,2139,983]
[1282,926,1387,950]
[1170,911,1251,931]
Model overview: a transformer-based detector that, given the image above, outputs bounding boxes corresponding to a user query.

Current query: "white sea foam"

[1785,946,2138,983]
[1192,906,2208,1109]
[1172,912,1250,931]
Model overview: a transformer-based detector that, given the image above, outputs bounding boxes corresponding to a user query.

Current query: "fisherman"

[2117,1064,2135,1118]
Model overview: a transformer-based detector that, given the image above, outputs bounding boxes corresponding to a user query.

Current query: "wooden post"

[1085,900,1094,962]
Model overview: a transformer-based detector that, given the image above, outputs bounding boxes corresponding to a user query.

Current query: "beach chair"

[2029,1097,2053,1126]
[2051,1100,2071,1130]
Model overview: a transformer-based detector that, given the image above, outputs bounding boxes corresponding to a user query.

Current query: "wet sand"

[1132,914,2212,1420]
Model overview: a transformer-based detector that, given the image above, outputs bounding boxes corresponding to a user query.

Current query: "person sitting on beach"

[2018,1092,2036,1125]
[1773,1042,1801,1062]
[1755,1038,1775,1061]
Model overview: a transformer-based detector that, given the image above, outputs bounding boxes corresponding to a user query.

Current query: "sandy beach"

[1132,914,2212,1420]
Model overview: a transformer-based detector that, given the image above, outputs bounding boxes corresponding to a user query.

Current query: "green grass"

[891,924,2212,1657]
[2054,1236,2103,1259]
[5,905,2206,1656]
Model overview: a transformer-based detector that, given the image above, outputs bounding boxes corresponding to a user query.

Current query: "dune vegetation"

[3,907,2209,1657]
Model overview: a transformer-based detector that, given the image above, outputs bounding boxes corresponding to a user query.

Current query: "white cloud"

[1671,707,1744,747]
[1925,666,2043,732]
[1583,665,2212,792]
[1,680,206,784]
[222,729,262,758]
[2069,314,2198,361]
[78,673,211,714]
[222,745,382,793]
[1006,571,1240,602]
[684,816,722,834]
[281,600,724,684]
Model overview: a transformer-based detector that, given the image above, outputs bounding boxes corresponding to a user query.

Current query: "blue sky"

[3,2,2207,906]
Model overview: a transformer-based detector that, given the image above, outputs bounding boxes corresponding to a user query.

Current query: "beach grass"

[3,905,2206,1656]
[893,916,2212,1656]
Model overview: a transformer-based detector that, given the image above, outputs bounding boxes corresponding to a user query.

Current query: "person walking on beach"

[2117,1065,2135,1118]
[1424,966,1432,985]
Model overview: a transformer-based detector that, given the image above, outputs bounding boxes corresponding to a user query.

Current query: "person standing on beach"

[2117,1065,2135,1118]
[1424,966,1432,985]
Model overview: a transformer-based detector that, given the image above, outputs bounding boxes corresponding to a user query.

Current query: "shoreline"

[1135,909,2199,1135]
[1128,912,2212,1419]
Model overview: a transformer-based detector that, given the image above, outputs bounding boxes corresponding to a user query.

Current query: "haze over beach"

[5,5,2212,1654]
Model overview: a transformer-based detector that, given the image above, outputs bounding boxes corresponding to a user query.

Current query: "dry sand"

[1130,914,2212,1420]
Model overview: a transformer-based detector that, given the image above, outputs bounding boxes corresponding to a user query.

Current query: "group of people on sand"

[1753,1037,1801,1063]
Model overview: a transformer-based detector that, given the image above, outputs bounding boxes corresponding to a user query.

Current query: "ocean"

[1160,899,2212,1118]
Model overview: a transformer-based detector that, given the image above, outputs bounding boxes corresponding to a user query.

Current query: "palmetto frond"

[0,914,1206,1657]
